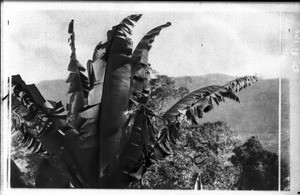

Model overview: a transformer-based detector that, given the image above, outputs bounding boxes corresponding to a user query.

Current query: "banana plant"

[9,14,258,188]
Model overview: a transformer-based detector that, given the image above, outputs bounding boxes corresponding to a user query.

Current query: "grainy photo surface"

[1,2,300,195]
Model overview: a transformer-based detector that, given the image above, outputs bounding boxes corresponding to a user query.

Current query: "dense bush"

[129,122,241,189]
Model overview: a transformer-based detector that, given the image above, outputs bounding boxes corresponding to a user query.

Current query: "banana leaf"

[160,76,259,151]
[131,22,171,96]
[66,20,89,130]
[163,76,258,124]
[98,14,142,179]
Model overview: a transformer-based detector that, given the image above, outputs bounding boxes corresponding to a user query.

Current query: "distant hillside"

[36,74,290,159]
[37,79,69,105]
[173,74,289,159]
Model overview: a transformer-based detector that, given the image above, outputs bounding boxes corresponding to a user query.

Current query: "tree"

[9,14,259,188]
[230,136,290,190]
[147,73,190,113]
[129,122,241,189]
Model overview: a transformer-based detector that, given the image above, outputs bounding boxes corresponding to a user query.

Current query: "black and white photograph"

[1,2,300,194]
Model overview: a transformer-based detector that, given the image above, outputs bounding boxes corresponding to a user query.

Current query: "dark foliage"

[230,136,290,190]
[129,122,241,189]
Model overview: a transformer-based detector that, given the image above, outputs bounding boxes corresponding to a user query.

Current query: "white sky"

[3,2,300,84]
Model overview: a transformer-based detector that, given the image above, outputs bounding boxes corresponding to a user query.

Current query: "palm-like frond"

[66,20,89,130]
[98,14,142,178]
[76,43,105,148]
[102,14,142,62]
[130,22,171,102]
[132,22,171,68]
[163,76,258,124]
[77,104,99,148]
[156,76,258,152]
[119,106,158,180]
[116,22,172,180]
[11,75,66,154]
[86,42,106,106]
[11,75,97,187]
[76,16,143,150]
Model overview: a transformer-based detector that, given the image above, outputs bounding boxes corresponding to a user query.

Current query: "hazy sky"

[3,2,300,84]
